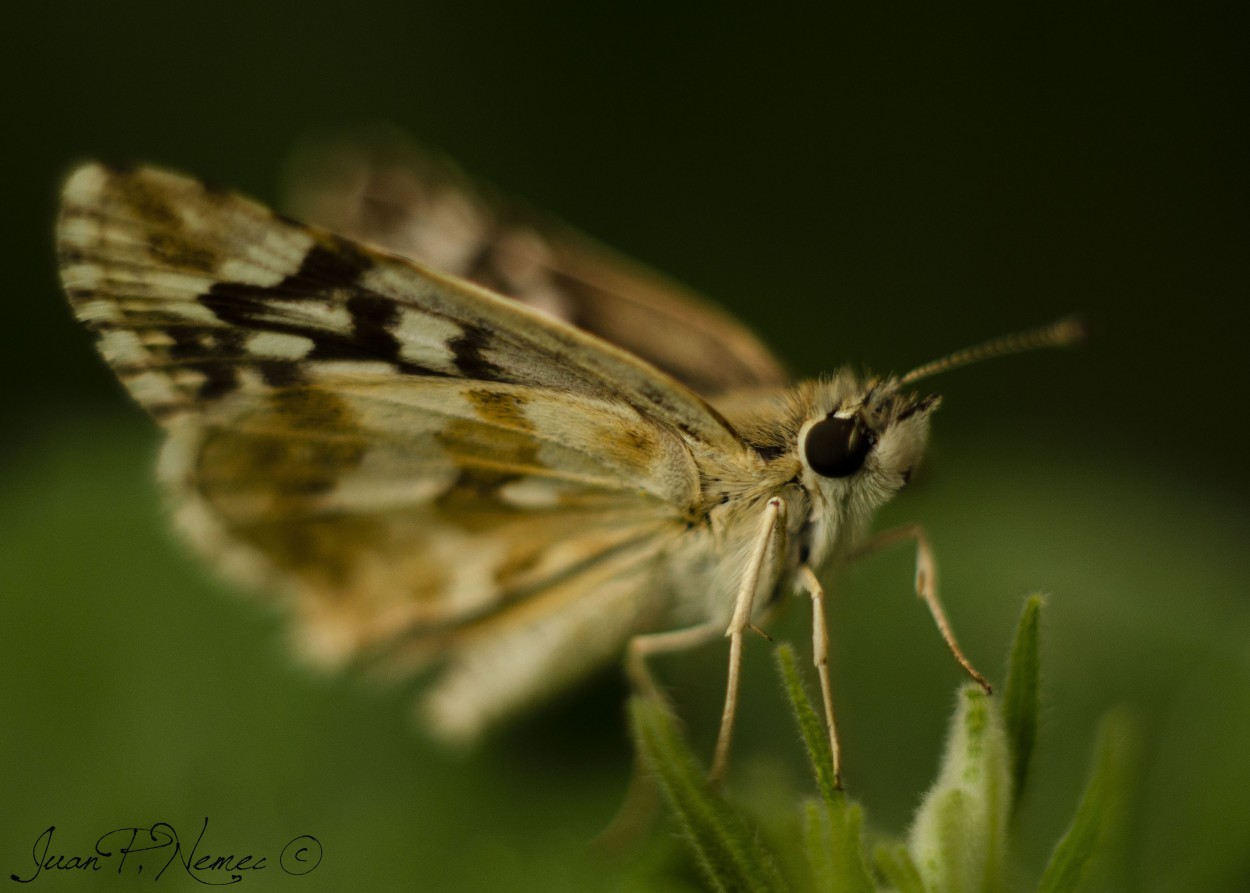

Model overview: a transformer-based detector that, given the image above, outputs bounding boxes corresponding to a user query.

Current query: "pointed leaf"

[1003,594,1043,803]
[1037,709,1137,893]
[873,843,927,893]
[628,697,789,892]
[777,645,876,892]
[775,643,838,805]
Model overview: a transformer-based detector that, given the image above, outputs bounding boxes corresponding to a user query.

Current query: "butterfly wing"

[167,375,691,740]
[57,163,741,739]
[59,164,743,448]
[284,135,791,396]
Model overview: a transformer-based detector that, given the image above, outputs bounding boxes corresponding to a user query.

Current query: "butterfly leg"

[796,565,843,789]
[850,523,992,693]
[601,621,724,849]
[623,496,788,783]
[709,496,789,782]
[625,621,724,707]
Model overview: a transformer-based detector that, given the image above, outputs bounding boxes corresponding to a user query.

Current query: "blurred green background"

[3,3,1247,890]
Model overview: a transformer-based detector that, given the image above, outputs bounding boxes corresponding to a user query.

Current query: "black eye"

[803,414,874,478]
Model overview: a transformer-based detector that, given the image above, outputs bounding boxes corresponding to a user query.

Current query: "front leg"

[851,523,992,693]
[710,496,789,782]
[625,621,724,707]
[796,565,842,789]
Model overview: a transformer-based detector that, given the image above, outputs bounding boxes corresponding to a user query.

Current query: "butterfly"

[56,137,1080,783]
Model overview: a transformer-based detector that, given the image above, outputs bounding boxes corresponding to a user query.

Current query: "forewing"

[285,137,791,395]
[58,163,744,451]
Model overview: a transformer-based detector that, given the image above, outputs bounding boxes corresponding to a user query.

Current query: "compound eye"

[803,414,873,478]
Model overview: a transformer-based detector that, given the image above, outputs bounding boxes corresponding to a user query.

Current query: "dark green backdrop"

[3,4,1247,891]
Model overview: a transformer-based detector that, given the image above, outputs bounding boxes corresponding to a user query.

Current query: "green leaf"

[1036,709,1138,893]
[628,696,789,892]
[775,644,838,806]
[1003,594,1043,804]
[776,645,876,893]
[908,686,1012,893]
[802,800,837,890]
[873,843,926,893]
[800,795,876,893]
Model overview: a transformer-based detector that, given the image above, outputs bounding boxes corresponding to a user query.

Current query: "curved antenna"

[899,316,1084,386]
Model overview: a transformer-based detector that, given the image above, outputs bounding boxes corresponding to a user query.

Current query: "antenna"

[898,316,1084,386]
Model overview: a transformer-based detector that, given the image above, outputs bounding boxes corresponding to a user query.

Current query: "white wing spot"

[394,308,462,372]
[73,299,122,324]
[98,329,148,365]
[58,216,103,249]
[218,259,287,286]
[171,368,209,390]
[61,164,108,206]
[217,227,314,286]
[122,370,180,406]
[247,331,316,359]
[60,262,105,291]
[117,293,221,324]
[498,478,563,509]
[269,299,353,332]
[306,361,398,381]
[234,368,269,391]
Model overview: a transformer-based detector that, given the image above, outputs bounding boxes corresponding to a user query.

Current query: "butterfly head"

[795,316,1083,513]
[797,375,938,500]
